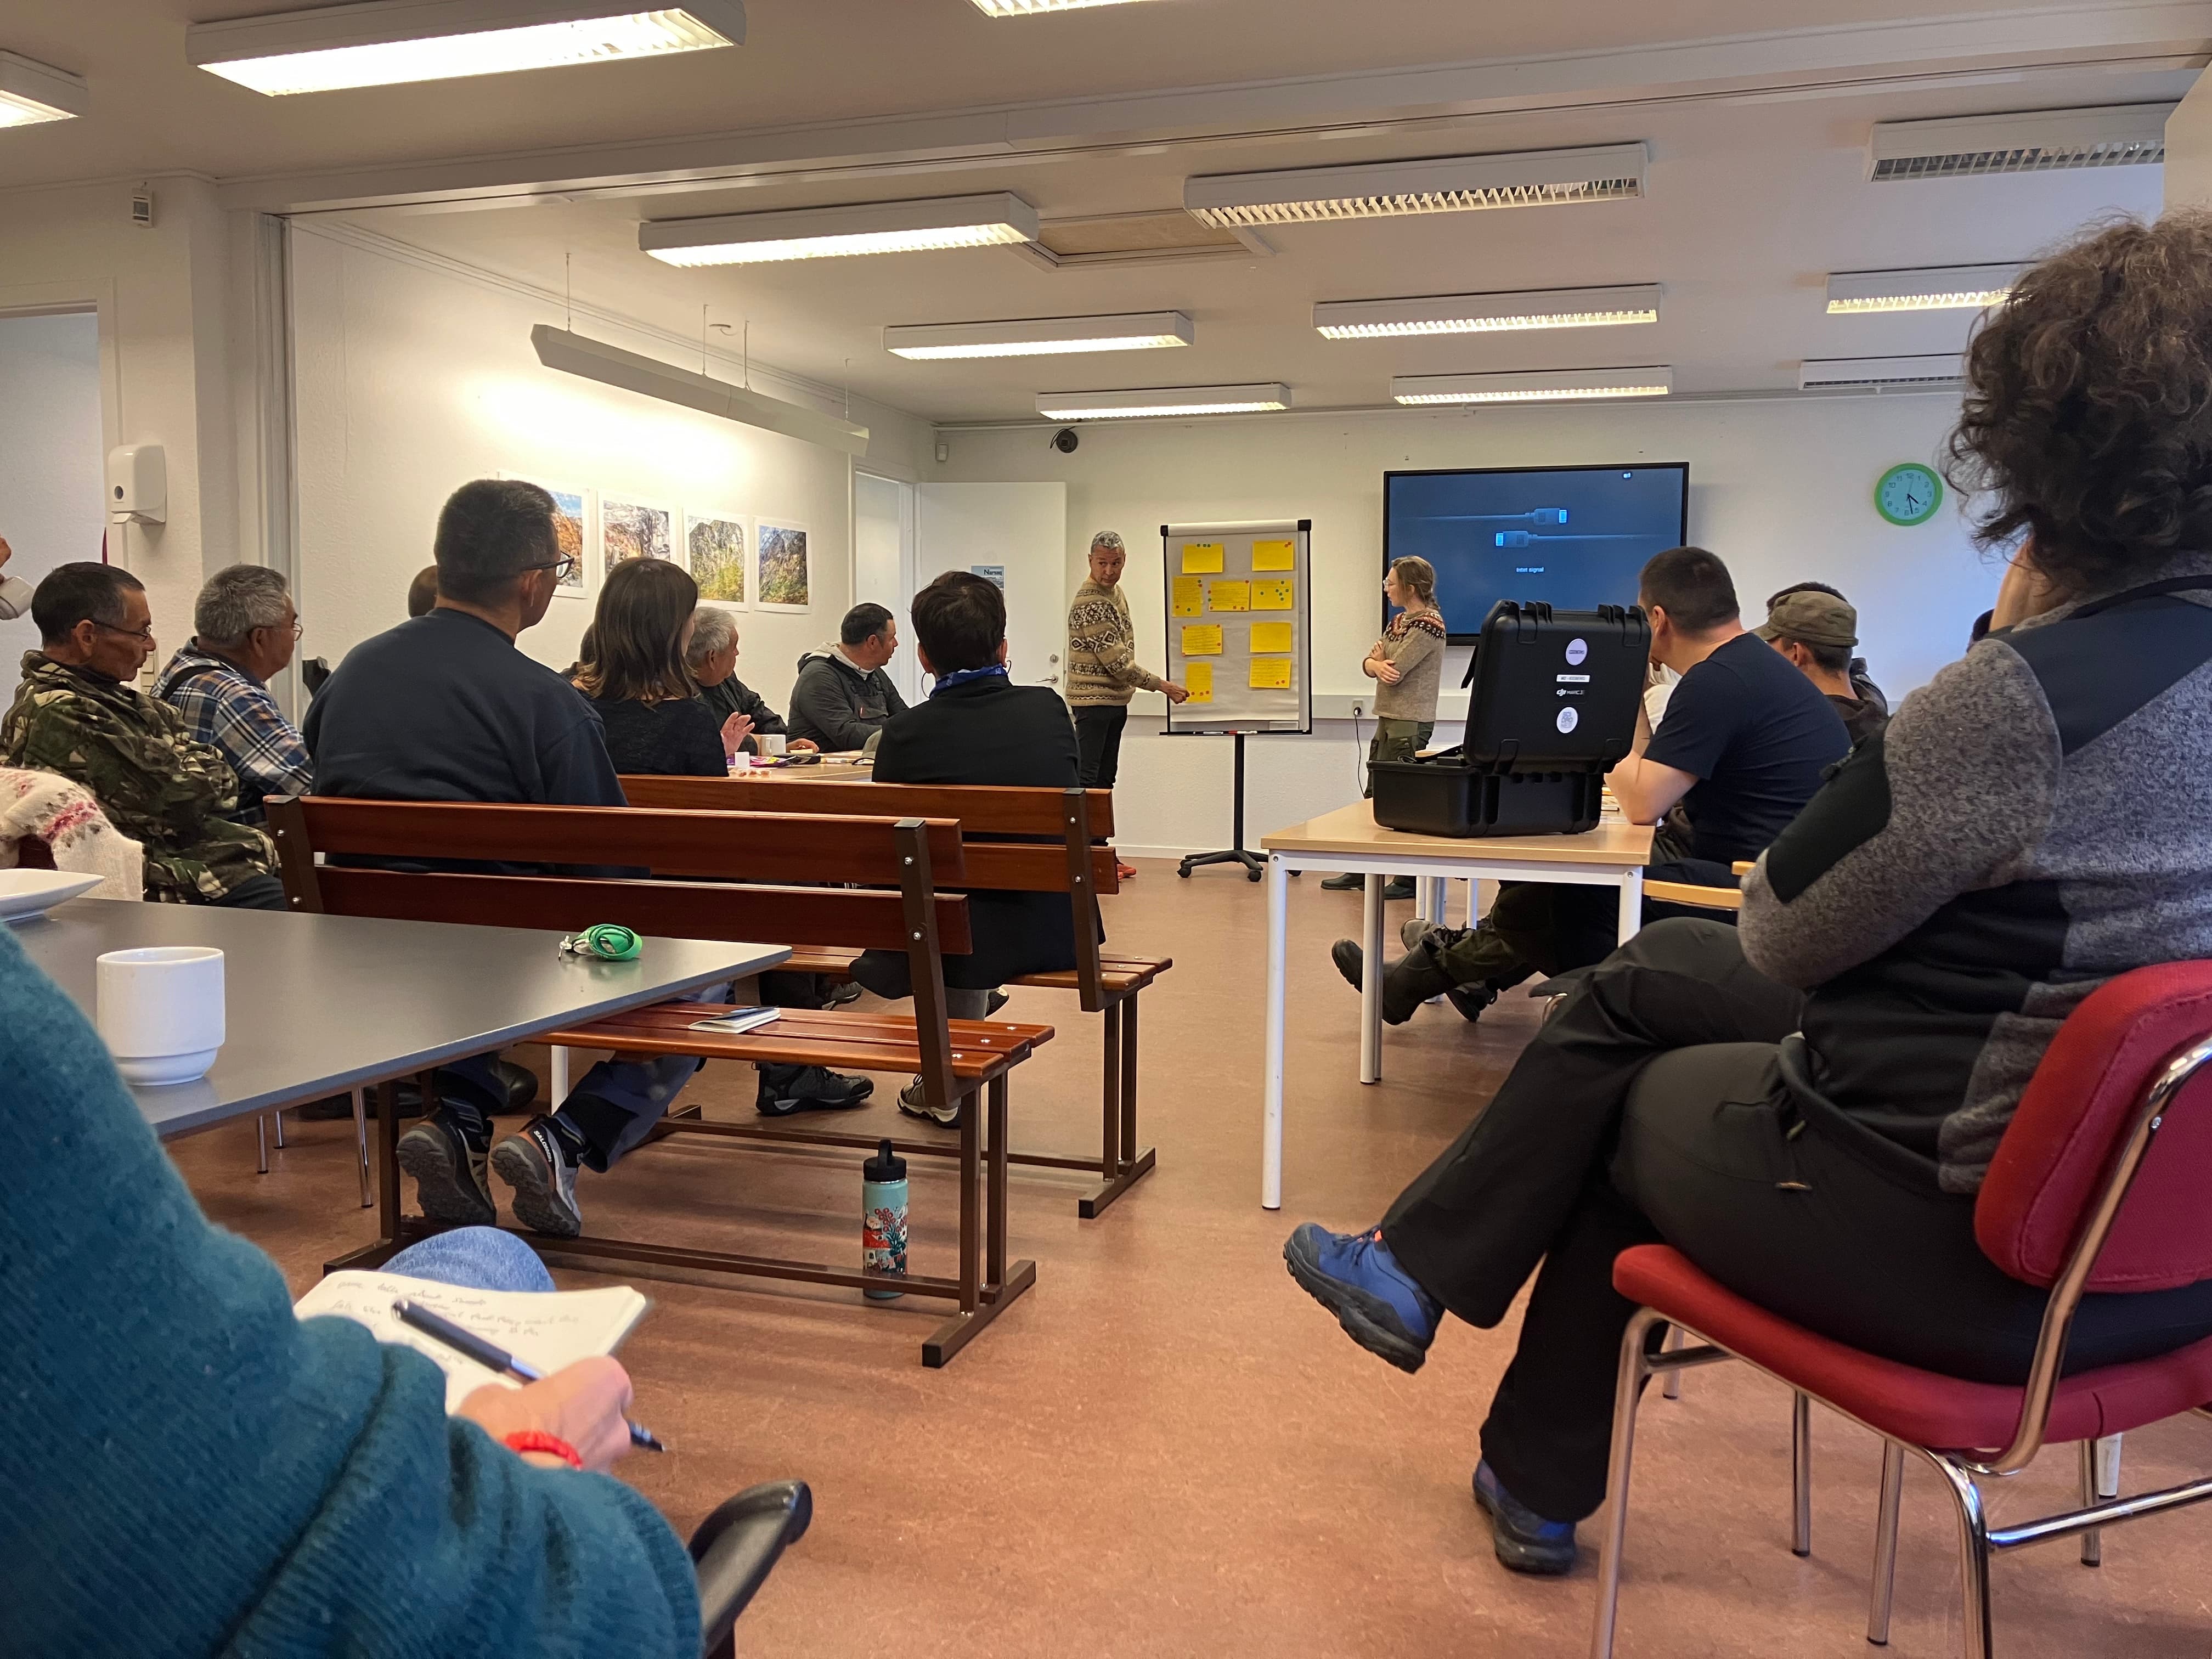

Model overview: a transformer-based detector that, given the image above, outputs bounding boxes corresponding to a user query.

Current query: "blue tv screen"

[1383,464,1690,641]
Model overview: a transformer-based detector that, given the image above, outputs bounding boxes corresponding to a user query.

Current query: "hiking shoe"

[1381,877,1415,901]
[396,1110,494,1226]
[1446,983,1499,1023]
[1473,1462,1578,1575]
[1320,871,1363,891]
[1330,940,1451,1025]
[490,1115,583,1239]
[984,990,1010,1018]
[823,980,864,1008]
[756,1064,873,1117]
[1282,1222,1441,1374]
[898,1075,961,1127]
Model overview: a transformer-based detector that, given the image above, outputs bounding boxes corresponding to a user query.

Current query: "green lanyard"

[558,923,641,962]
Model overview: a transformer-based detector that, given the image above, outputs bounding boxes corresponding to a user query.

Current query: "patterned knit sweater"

[1065,579,1166,707]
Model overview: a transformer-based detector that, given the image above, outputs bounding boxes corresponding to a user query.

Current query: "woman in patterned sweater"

[1324,556,1447,893]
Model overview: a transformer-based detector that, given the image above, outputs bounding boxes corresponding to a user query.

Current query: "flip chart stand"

[1177,731,1266,882]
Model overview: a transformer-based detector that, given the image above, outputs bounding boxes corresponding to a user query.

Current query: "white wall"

[0,311,105,665]
[936,394,1998,856]
[289,225,934,712]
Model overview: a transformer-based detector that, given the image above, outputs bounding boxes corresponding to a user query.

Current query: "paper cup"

[756,733,787,758]
[97,946,225,1085]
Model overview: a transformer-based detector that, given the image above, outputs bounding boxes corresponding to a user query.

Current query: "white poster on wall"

[686,511,748,607]
[756,519,811,611]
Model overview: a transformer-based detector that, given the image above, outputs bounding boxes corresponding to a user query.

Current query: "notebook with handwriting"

[296,1271,650,1412]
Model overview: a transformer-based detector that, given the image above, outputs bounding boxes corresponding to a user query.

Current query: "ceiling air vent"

[1869,104,2174,181]
[1023,210,1250,268]
[1184,143,1647,228]
[1798,354,1963,391]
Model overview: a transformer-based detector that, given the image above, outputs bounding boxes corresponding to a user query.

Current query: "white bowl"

[0,870,103,923]
[114,1048,221,1086]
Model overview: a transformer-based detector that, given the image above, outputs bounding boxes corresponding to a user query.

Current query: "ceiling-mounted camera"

[1052,427,1080,454]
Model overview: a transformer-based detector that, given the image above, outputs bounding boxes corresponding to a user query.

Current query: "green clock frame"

[1876,462,1943,528]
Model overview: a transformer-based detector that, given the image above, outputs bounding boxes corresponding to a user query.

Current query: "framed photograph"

[686,511,748,607]
[548,487,592,598]
[756,519,811,611]
[601,498,676,571]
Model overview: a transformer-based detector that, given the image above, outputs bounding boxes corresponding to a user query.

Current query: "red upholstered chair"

[1591,962,2212,1659]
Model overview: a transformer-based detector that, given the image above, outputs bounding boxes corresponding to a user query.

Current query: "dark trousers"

[1428,860,1740,987]
[1381,918,2212,1524]
[1074,704,1128,789]
[211,873,288,911]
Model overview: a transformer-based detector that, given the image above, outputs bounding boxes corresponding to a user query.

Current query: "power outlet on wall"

[1350,701,1364,719]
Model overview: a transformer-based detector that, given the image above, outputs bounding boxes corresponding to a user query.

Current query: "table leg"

[1263,853,1289,1210]
[550,1045,571,1103]
[1422,876,1447,921]
[353,1087,371,1208]
[1616,867,1644,944]
[1361,872,1385,1084]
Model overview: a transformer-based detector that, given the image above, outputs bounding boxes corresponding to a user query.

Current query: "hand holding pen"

[397,1298,667,1463]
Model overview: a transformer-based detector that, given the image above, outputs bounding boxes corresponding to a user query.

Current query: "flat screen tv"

[1383,463,1690,642]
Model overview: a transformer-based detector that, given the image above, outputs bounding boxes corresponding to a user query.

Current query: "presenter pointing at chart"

[1065,528,1187,879]
[1322,557,1444,896]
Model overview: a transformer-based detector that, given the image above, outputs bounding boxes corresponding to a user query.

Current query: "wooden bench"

[623,773,1169,1217]
[266,795,1048,1366]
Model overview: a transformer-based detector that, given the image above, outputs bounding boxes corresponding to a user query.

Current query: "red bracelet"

[502,1430,583,1469]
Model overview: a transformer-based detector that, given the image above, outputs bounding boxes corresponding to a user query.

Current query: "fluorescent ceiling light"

[1185,143,1647,229]
[641,192,1039,266]
[971,0,1164,12]
[1798,354,1963,391]
[1316,285,1660,340]
[0,52,88,126]
[1391,367,1672,405]
[885,311,1192,360]
[1037,384,1291,420]
[187,0,742,95]
[531,325,868,455]
[1825,264,2026,314]
[1869,103,2172,180]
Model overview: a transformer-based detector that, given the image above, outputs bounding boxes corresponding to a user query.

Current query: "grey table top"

[10,898,787,1140]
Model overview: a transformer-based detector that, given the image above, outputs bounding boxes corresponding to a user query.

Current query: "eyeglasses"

[527,555,580,583]
[91,620,156,645]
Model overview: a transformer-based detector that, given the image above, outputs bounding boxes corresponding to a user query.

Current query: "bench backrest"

[264,797,975,1090]
[620,775,1116,1010]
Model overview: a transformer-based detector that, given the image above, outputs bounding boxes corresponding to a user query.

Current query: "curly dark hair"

[1946,213,2212,595]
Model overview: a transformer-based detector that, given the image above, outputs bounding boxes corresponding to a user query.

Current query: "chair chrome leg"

[1662,1322,1683,1400]
[1590,1306,1667,1659]
[353,1088,373,1208]
[256,1115,269,1175]
[1923,1451,1994,1659]
[1867,1441,1905,1646]
[273,1109,285,1149]
[1791,1390,1813,1558]
[2080,1434,2123,1566]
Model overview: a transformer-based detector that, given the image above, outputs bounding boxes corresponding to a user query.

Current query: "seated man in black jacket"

[787,603,907,751]
[684,606,815,755]
[848,571,1083,1125]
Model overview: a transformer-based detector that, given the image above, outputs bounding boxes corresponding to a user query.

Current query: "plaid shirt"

[152,644,314,821]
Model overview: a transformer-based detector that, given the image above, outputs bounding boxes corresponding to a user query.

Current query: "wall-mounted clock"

[1875,462,1943,527]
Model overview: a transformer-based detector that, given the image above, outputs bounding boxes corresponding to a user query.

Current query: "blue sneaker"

[1473,1462,1578,1575]
[1283,1222,1442,1373]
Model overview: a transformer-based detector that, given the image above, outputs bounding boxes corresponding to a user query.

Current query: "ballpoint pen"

[392,1297,666,1452]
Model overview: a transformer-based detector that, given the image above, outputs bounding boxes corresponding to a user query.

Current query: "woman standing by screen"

[1324,557,1446,895]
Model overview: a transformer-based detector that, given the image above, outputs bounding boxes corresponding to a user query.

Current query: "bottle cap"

[863,1136,906,1184]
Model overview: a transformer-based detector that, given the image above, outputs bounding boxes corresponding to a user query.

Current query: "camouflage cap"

[1755,589,1858,648]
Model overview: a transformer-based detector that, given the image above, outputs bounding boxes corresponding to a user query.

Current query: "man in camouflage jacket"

[2,563,276,906]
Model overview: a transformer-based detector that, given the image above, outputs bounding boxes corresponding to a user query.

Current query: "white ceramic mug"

[755,733,787,758]
[96,946,225,1085]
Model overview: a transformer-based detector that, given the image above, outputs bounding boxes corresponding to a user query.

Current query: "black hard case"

[1370,601,1651,838]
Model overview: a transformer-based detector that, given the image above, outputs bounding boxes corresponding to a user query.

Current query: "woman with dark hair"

[1322,555,1444,896]
[1284,212,2212,1576]
[573,559,744,777]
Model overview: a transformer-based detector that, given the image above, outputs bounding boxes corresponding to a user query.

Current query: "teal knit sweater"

[0,922,701,1656]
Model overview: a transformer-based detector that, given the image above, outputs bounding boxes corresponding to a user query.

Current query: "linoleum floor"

[170,861,2212,1658]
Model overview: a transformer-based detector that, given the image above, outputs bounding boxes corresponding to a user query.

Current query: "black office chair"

[690,1480,814,1657]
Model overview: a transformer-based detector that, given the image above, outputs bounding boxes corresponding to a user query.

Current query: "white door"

[854,471,919,704]
[917,482,1069,692]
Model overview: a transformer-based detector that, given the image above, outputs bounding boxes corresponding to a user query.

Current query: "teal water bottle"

[862,1137,908,1301]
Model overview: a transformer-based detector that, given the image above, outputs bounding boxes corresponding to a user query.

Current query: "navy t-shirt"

[1642,631,1849,865]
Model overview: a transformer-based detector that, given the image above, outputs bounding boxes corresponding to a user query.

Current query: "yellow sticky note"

[1252,578,1295,611]
[1181,624,1223,656]
[1209,580,1250,613]
[1171,575,1205,617]
[1181,541,1224,573]
[1184,661,1213,702]
[1249,657,1293,690]
[1253,539,1296,571]
[1250,621,1294,653]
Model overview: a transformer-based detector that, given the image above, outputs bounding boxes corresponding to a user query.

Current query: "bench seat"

[544,1004,1056,1084]
[774,946,1173,999]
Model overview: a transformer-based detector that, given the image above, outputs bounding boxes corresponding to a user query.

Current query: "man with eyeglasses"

[1,561,284,907]
[154,564,314,824]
